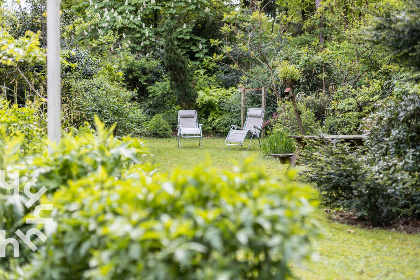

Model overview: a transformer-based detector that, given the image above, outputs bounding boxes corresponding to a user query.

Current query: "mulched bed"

[325,209,420,234]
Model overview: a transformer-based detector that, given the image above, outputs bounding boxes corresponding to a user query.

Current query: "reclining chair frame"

[177,110,203,148]
[225,108,265,150]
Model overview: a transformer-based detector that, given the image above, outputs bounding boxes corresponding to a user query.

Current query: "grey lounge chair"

[177,110,203,148]
[225,108,265,150]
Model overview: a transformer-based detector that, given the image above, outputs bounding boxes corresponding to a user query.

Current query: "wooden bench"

[268,153,294,164]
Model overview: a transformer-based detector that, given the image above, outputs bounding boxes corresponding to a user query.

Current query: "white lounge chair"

[225,108,265,150]
[177,110,203,148]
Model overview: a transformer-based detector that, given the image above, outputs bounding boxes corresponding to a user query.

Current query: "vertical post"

[47,0,61,144]
[261,87,266,138]
[261,87,266,112]
[240,86,245,128]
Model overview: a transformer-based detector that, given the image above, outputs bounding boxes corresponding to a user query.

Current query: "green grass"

[144,137,420,280]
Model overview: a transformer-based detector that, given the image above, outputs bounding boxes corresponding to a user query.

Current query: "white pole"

[47,0,61,143]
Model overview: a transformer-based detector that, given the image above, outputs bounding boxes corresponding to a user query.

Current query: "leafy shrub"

[301,87,420,224]
[196,86,240,134]
[146,114,172,138]
[0,99,45,155]
[273,100,321,135]
[323,83,382,134]
[0,119,149,272]
[299,93,329,124]
[65,75,147,136]
[62,48,99,79]
[300,142,370,213]
[21,163,319,280]
[261,131,296,156]
[364,89,420,221]
[0,119,319,279]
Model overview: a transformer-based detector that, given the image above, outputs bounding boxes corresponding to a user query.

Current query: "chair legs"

[247,135,254,150]
[178,135,203,148]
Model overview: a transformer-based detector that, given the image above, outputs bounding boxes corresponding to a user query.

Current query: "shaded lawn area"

[145,137,420,280]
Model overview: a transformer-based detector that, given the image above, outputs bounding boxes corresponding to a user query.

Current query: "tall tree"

[368,0,420,72]
[163,21,197,109]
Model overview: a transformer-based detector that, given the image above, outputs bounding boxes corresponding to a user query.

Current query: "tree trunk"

[286,81,305,135]
[250,0,257,12]
[315,0,324,44]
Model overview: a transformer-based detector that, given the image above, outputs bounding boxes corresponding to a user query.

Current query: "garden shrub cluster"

[65,76,147,136]
[196,86,241,134]
[146,114,172,138]
[301,86,420,224]
[0,119,320,280]
[0,99,45,155]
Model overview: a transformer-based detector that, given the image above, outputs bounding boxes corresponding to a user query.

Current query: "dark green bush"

[62,49,99,79]
[364,89,420,221]
[146,114,173,138]
[300,142,370,214]
[301,87,420,224]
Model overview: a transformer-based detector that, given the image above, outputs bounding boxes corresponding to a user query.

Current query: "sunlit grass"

[144,137,420,280]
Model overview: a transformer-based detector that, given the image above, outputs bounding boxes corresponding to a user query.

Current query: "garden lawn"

[145,137,420,280]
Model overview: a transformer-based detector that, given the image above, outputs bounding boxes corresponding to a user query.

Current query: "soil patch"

[326,209,420,234]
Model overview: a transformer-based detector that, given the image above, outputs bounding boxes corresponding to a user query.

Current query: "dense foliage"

[301,85,420,224]
[1,0,420,278]
[0,119,319,279]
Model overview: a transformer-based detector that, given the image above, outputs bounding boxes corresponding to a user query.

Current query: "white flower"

[143,2,146,7]
[151,0,155,3]
[130,15,133,20]
[123,33,126,38]
[183,23,186,28]
[145,29,148,36]
[84,30,88,35]
[199,43,202,49]
[143,23,145,28]
[125,0,128,5]
[171,2,174,7]
[141,41,144,46]
[95,4,97,9]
